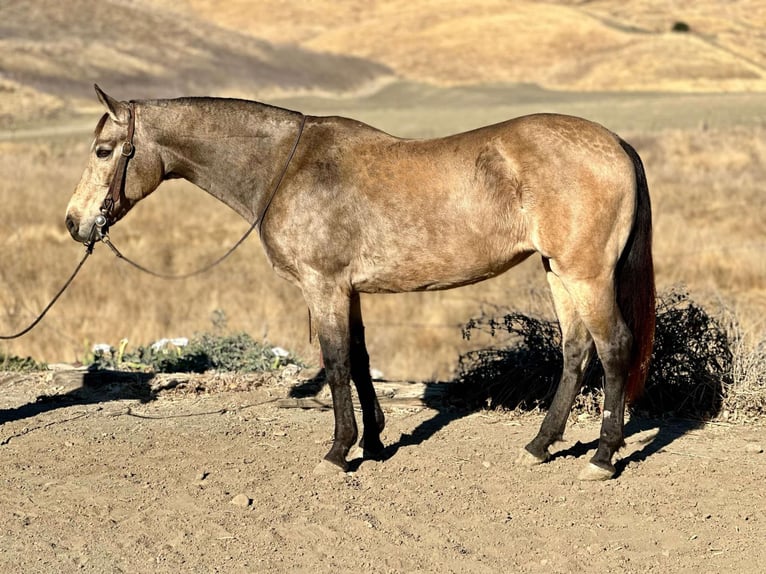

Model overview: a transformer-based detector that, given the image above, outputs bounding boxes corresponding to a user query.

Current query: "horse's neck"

[145,99,302,222]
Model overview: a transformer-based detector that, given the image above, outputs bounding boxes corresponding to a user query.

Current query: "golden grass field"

[1,0,764,385]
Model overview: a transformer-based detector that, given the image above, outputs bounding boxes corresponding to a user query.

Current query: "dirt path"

[0,370,764,573]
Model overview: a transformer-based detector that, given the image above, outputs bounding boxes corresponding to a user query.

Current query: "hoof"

[516,447,549,467]
[578,462,615,481]
[313,458,347,476]
[360,436,385,456]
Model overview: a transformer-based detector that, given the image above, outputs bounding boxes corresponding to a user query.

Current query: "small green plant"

[87,332,303,373]
[0,352,46,372]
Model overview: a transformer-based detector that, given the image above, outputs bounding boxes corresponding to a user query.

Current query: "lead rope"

[0,242,94,340]
[98,113,307,280]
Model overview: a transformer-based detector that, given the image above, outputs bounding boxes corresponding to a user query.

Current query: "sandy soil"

[1,369,763,573]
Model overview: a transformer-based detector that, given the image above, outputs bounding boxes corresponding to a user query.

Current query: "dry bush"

[454,289,759,421]
[633,289,731,418]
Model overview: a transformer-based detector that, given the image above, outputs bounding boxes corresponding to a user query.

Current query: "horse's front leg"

[309,288,358,474]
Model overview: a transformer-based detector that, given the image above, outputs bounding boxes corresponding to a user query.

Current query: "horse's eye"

[95,148,112,159]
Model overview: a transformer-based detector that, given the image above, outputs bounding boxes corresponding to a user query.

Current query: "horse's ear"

[94,84,129,124]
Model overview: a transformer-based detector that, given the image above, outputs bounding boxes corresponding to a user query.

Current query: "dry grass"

[1,107,764,388]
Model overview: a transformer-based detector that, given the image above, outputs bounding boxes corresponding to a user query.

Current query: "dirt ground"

[0,369,763,574]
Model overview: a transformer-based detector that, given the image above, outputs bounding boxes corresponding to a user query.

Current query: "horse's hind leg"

[566,274,632,481]
[349,292,385,457]
[519,263,595,466]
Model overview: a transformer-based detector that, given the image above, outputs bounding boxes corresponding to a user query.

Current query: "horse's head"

[66,85,163,243]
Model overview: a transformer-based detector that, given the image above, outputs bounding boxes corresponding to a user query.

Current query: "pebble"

[230,494,252,508]
[745,443,763,454]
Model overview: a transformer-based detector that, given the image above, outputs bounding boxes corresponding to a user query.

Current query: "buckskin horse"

[66,85,654,480]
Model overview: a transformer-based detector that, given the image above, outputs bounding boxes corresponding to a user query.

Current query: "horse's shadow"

[544,417,704,478]
[291,374,710,475]
[0,369,161,430]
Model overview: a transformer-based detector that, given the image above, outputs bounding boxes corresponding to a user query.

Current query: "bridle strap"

[95,102,135,236]
[99,102,136,228]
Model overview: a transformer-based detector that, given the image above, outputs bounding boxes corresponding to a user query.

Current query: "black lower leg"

[320,334,358,470]
[590,379,625,472]
[324,380,358,469]
[590,337,630,472]
[350,294,385,456]
[525,335,593,460]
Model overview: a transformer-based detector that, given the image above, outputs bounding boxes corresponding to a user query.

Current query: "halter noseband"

[94,102,136,239]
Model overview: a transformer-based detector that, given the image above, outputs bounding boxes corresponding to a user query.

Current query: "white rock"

[230,493,252,507]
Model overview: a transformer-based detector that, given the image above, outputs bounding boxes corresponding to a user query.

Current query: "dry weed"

[455,288,762,420]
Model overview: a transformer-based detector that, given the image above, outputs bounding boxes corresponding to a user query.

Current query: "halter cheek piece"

[94,102,136,240]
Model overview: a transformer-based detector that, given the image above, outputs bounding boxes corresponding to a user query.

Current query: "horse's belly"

[351,239,533,294]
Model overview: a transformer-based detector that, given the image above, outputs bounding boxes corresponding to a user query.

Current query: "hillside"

[3,0,765,130]
[170,0,766,92]
[0,0,391,128]
[0,5,765,573]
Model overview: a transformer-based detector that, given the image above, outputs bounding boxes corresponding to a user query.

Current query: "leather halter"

[94,102,136,237]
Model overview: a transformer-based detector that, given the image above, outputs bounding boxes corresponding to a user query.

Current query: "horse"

[66,85,655,481]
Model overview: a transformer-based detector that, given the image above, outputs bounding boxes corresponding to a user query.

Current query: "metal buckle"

[94,212,110,241]
[120,141,134,157]
[95,214,108,229]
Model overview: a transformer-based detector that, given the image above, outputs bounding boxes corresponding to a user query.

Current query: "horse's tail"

[617,139,656,404]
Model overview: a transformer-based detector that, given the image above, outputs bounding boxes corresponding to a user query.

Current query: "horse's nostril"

[65,215,78,236]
